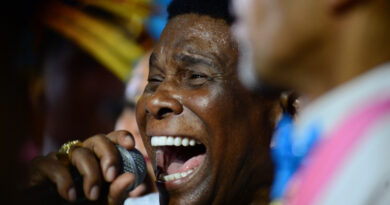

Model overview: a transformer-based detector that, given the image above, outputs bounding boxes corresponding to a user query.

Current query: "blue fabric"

[270,113,322,199]
[146,0,172,40]
[146,16,168,40]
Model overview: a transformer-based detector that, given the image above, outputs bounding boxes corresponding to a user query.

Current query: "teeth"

[181,172,188,177]
[189,139,195,146]
[167,136,174,145]
[174,173,181,179]
[151,136,200,147]
[160,136,167,146]
[163,169,194,182]
[182,138,189,146]
[165,174,174,181]
[174,137,181,146]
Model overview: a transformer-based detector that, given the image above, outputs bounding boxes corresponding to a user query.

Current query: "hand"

[28,130,136,205]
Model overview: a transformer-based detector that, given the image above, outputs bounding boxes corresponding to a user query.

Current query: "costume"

[124,192,159,205]
[273,63,390,204]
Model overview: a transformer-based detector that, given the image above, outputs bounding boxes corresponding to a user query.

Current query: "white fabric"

[294,62,390,141]
[292,63,390,204]
[124,193,159,205]
[315,114,390,205]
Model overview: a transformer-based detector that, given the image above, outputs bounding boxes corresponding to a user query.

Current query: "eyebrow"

[149,53,157,67]
[149,53,165,73]
[174,53,220,71]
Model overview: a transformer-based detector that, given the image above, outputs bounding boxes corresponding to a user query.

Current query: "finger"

[108,173,136,205]
[128,183,147,197]
[107,130,135,149]
[70,147,102,201]
[83,134,120,182]
[29,154,76,202]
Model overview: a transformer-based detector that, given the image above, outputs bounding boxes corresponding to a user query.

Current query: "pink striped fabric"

[285,96,390,205]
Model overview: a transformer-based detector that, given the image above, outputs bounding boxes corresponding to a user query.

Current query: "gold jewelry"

[56,140,83,164]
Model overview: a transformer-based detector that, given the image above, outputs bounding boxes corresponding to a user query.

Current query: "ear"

[280,91,300,117]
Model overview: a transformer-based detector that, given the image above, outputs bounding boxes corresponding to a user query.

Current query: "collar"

[294,62,390,140]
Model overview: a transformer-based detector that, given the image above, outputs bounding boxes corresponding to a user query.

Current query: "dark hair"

[167,0,234,25]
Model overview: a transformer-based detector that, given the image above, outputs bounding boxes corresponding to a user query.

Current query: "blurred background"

[0,0,170,203]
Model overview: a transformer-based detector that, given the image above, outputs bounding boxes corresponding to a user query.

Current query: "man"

[233,0,390,204]
[28,0,287,204]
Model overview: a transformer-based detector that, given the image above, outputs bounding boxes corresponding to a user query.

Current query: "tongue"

[167,154,205,175]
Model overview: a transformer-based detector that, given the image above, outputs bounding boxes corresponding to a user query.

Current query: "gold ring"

[56,140,83,165]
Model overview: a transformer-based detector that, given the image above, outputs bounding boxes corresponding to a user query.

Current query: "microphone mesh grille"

[115,145,147,189]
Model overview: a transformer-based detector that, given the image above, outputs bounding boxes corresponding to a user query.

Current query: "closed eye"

[148,75,164,83]
[190,73,207,79]
[148,78,162,82]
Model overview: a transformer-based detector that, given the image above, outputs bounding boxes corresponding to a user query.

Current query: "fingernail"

[90,185,99,201]
[106,166,116,182]
[124,135,133,145]
[68,187,76,201]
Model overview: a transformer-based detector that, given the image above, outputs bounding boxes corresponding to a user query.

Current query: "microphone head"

[115,145,147,191]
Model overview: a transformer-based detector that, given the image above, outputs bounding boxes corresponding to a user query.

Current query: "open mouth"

[150,136,206,185]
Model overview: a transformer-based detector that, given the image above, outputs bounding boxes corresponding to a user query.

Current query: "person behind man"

[233,0,390,204]
[115,52,158,199]
[27,0,296,204]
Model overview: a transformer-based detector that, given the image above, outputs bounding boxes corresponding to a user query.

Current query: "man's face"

[136,14,277,204]
[232,0,331,91]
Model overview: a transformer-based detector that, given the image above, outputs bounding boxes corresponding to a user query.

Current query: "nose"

[145,91,183,119]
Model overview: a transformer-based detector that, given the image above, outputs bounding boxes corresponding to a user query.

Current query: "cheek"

[182,86,230,135]
[250,1,285,56]
[187,91,217,110]
[135,95,147,127]
[135,97,150,147]
[249,1,308,82]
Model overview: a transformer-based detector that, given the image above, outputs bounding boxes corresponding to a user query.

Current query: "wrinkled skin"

[28,130,137,205]
[28,13,280,205]
[136,14,279,204]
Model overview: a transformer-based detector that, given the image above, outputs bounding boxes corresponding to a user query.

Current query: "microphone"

[116,145,147,191]
[24,145,146,205]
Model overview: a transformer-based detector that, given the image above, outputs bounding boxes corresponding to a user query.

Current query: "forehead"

[153,14,237,66]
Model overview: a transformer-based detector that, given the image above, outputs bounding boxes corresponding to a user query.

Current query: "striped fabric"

[280,63,390,205]
[285,96,390,205]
